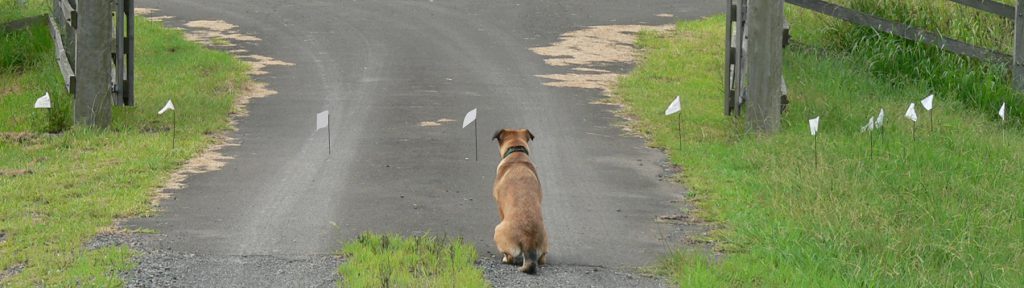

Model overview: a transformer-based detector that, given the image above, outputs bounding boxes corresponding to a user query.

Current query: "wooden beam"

[746,0,784,133]
[786,0,1011,63]
[1014,0,1024,90]
[949,0,1014,19]
[123,0,136,106]
[114,0,126,105]
[75,0,113,127]
[1,15,48,32]
[48,14,76,94]
[58,0,77,29]
[724,0,735,115]
[733,0,748,115]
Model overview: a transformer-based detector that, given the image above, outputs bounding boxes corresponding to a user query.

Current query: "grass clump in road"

[1,3,249,286]
[617,16,1024,287]
[338,233,489,288]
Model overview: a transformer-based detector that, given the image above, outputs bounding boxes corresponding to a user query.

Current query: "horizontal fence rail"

[949,0,1014,19]
[785,0,1012,63]
[48,2,76,94]
[785,0,1024,90]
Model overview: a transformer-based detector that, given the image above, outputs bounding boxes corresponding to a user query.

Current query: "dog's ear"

[492,129,505,142]
[525,129,535,141]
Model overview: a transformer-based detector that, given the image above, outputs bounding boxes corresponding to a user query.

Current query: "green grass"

[787,0,1023,124]
[0,1,249,285]
[338,233,489,288]
[618,16,1024,287]
[1,0,49,24]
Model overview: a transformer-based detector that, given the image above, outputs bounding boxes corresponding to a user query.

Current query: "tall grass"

[0,0,50,23]
[2,0,71,132]
[619,16,1024,287]
[788,0,1022,123]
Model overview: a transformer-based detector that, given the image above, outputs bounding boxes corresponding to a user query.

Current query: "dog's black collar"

[503,146,529,159]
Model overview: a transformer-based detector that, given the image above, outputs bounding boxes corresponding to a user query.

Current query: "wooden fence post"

[745,0,784,133]
[75,0,113,127]
[1014,0,1024,91]
[724,0,735,115]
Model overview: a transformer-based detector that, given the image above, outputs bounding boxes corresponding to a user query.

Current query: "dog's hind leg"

[494,223,520,264]
[519,249,539,274]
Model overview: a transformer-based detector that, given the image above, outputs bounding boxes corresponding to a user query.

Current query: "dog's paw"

[501,254,513,264]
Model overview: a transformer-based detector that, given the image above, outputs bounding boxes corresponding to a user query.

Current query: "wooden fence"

[727,0,1022,131]
[784,0,1023,90]
[724,0,790,117]
[49,0,136,109]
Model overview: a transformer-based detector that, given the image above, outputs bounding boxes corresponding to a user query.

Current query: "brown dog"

[491,128,548,274]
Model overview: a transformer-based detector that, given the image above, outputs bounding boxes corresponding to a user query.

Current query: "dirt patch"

[417,118,456,127]
[529,25,673,95]
[1,82,20,96]
[572,67,612,73]
[182,20,261,46]
[530,25,672,67]
[146,16,174,22]
[536,73,620,91]
[133,8,158,16]
[0,169,32,177]
[230,82,277,119]
[0,263,25,283]
[0,132,39,144]
[183,20,235,32]
[236,54,295,76]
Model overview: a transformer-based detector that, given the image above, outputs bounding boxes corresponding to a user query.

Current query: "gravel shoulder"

[479,256,668,288]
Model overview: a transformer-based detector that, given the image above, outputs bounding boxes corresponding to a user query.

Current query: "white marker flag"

[34,92,51,109]
[921,94,934,111]
[905,103,918,122]
[158,100,175,115]
[861,117,876,132]
[462,108,477,128]
[809,116,820,136]
[316,110,329,131]
[998,102,1007,121]
[876,108,885,128]
[664,96,681,116]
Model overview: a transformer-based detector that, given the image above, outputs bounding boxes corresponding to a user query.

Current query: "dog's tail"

[519,249,539,274]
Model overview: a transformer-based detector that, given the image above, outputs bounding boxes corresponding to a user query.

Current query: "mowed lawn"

[1,1,248,285]
[618,15,1023,287]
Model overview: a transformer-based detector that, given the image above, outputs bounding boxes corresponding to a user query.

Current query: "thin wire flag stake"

[868,117,875,158]
[861,116,876,158]
[159,99,176,150]
[665,96,682,150]
[922,94,934,133]
[999,102,1007,147]
[876,108,885,140]
[34,92,52,123]
[809,116,820,168]
[905,101,921,140]
[316,110,330,155]
[463,108,478,161]
[999,102,1007,123]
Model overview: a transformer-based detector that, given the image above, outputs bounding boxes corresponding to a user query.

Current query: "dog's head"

[492,128,534,157]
